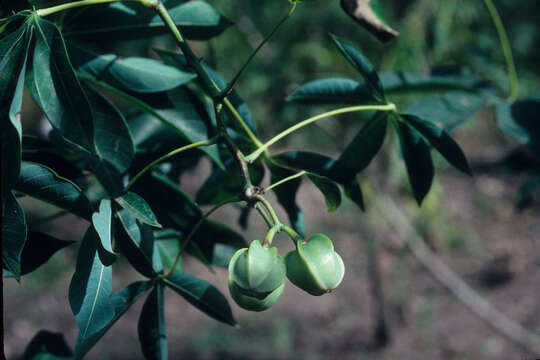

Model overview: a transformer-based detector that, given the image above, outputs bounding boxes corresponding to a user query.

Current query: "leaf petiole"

[265,171,306,192]
[482,0,519,102]
[166,197,239,276]
[245,103,397,162]
[125,137,219,191]
[36,0,157,18]
[220,1,297,98]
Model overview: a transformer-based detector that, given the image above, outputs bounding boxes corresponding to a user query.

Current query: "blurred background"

[4,0,540,358]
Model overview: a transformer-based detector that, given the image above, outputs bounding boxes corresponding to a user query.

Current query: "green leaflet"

[338,111,388,174]
[2,191,27,280]
[117,209,163,278]
[163,274,236,326]
[32,17,95,154]
[138,284,167,360]
[116,192,162,228]
[305,173,342,212]
[63,0,232,41]
[75,281,152,358]
[1,25,32,212]
[69,228,115,339]
[15,162,94,220]
[393,117,435,205]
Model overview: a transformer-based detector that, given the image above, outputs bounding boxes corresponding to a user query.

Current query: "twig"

[376,194,540,355]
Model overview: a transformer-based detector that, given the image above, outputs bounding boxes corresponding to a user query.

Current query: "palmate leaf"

[394,118,435,205]
[272,152,365,209]
[2,192,27,280]
[164,274,236,326]
[75,281,152,359]
[116,192,162,228]
[305,173,342,212]
[14,162,94,220]
[116,209,163,278]
[63,0,231,41]
[3,232,74,278]
[32,17,95,154]
[340,0,399,43]
[69,228,115,339]
[338,111,388,174]
[1,25,32,212]
[330,34,385,102]
[403,114,472,175]
[138,284,167,360]
[266,160,306,237]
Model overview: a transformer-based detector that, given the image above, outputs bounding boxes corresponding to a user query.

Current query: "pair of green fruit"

[228,234,345,311]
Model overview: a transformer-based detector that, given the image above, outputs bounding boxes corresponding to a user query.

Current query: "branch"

[376,194,540,355]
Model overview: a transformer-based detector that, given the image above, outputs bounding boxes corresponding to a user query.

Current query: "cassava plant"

[2,0,539,358]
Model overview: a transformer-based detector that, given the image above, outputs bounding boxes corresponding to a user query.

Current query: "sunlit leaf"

[116,192,162,228]
[75,281,152,358]
[69,228,115,339]
[92,199,116,265]
[108,57,196,93]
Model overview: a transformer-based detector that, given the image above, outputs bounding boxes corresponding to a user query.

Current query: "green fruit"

[228,240,286,311]
[285,233,345,296]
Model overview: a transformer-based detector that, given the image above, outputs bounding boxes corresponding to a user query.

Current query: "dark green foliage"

[5,232,74,277]
[63,0,232,41]
[2,192,27,279]
[139,284,167,360]
[3,0,520,358]
[69,228,115,339]
[394,118,435,204]
[164,274,236,326]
